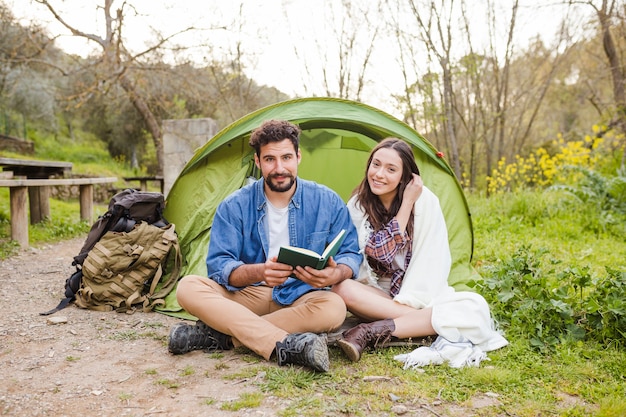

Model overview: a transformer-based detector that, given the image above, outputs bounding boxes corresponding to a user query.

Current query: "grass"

[220,392,264,411]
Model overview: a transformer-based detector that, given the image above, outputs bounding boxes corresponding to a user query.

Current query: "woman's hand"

[394,173,423,234]
[403,173,423,206]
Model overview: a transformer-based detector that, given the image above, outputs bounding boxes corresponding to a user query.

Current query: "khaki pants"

[176,275,347,360]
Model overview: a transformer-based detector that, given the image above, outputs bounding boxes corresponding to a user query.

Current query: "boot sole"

[337,339,361,362]
[168,323,191,354]
[309,334,330,372]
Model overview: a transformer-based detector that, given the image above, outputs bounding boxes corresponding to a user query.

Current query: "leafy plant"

[474,246,626,351]
[550,165,626,216]
[581,267,626,345]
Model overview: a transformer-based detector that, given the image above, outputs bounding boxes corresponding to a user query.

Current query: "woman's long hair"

[353,138,420,236]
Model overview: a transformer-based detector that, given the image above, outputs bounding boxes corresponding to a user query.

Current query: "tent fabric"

[157,97,479,318]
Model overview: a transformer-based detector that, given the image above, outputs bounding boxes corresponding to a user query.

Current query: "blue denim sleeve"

[206,199,248,291]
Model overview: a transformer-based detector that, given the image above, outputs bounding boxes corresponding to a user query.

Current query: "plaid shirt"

[364,218,412,297]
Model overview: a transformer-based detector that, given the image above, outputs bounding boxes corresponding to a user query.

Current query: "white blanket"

[347,186,508,366]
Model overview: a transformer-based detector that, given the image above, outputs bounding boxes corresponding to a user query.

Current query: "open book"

[277,229,347,270]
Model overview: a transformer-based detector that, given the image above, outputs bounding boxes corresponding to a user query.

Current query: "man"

[168,119,361,372]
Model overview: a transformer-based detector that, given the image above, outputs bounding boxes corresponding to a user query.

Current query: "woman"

[332,138,507,368]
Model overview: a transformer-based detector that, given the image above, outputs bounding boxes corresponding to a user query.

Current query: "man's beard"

[266,173,295,192]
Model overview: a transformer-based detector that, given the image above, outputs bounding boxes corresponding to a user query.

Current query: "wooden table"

[0,157,75,224]
[0,177,117,247]
[0,157,73,178]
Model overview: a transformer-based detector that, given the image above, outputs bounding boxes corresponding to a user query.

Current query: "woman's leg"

[332,279,435,338]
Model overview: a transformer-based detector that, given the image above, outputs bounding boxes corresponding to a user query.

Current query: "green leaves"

[477,246,626,351]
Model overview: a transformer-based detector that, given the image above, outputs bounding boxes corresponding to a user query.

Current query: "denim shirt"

[206,177,362,306]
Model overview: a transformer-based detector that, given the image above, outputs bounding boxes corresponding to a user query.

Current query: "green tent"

[158,97,478,317]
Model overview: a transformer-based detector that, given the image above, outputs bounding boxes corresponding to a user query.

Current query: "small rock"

[389,393,400,402]
[46,316,68,325]
[390,404,408,414]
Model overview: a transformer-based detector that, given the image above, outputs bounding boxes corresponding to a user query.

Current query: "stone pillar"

[162,118,218,197]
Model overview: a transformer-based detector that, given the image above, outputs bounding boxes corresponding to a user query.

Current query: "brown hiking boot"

[337,319,396,362]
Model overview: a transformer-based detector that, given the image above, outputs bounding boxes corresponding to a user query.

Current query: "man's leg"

[175,275,287,360]
[261,289,347,335]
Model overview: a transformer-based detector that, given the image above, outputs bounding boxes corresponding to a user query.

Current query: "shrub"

[486,126,620,194]
[473,246,626,351]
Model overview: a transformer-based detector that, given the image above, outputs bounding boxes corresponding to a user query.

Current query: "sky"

[9,0,586,118]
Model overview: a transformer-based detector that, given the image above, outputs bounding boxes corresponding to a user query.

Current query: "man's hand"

[262,257,295,287]
[292,257,351,288]
[229,257,293,287]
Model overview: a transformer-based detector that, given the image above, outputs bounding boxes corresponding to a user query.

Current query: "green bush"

[473,242,626,351]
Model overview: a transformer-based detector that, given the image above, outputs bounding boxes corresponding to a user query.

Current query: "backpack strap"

[40,269,84,315]
[142,224,183,312]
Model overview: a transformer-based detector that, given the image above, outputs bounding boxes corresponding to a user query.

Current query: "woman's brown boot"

[337,319,396,362]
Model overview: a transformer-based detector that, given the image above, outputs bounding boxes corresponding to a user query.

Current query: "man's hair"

[249,119,301,156]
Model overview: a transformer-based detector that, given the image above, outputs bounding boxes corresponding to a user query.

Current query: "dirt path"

[0,238,283,416]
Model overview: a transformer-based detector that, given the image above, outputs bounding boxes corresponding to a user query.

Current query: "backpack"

[74,221,181,312]
[41,188,181,315]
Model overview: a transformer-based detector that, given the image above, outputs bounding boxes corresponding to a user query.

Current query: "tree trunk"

[442,62,462,178]
[597,0,626,168]
[118,75,163,176]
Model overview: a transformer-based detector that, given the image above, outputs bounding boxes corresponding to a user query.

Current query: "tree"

[389,0,573,190]
[290,0,384,101]
[584,0,626,168]
[34,0,199,174]
[0,4,60,136]
[403,0,463,179]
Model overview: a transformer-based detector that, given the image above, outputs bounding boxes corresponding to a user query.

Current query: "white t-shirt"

[266,200,289,259]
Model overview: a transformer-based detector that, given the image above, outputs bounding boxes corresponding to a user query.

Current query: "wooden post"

[39,186,51,220]
[28,186,50,224]
[79,184,94,222]
[9,186,28,247]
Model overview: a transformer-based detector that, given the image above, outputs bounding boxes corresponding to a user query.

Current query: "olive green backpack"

[75,221,182,313]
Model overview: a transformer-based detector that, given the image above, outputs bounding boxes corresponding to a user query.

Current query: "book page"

[321,229,346,259]
[281,246,321,259]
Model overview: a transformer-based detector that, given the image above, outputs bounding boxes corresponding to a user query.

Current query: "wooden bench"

[0,177,117,248]
[123,176,164,193]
